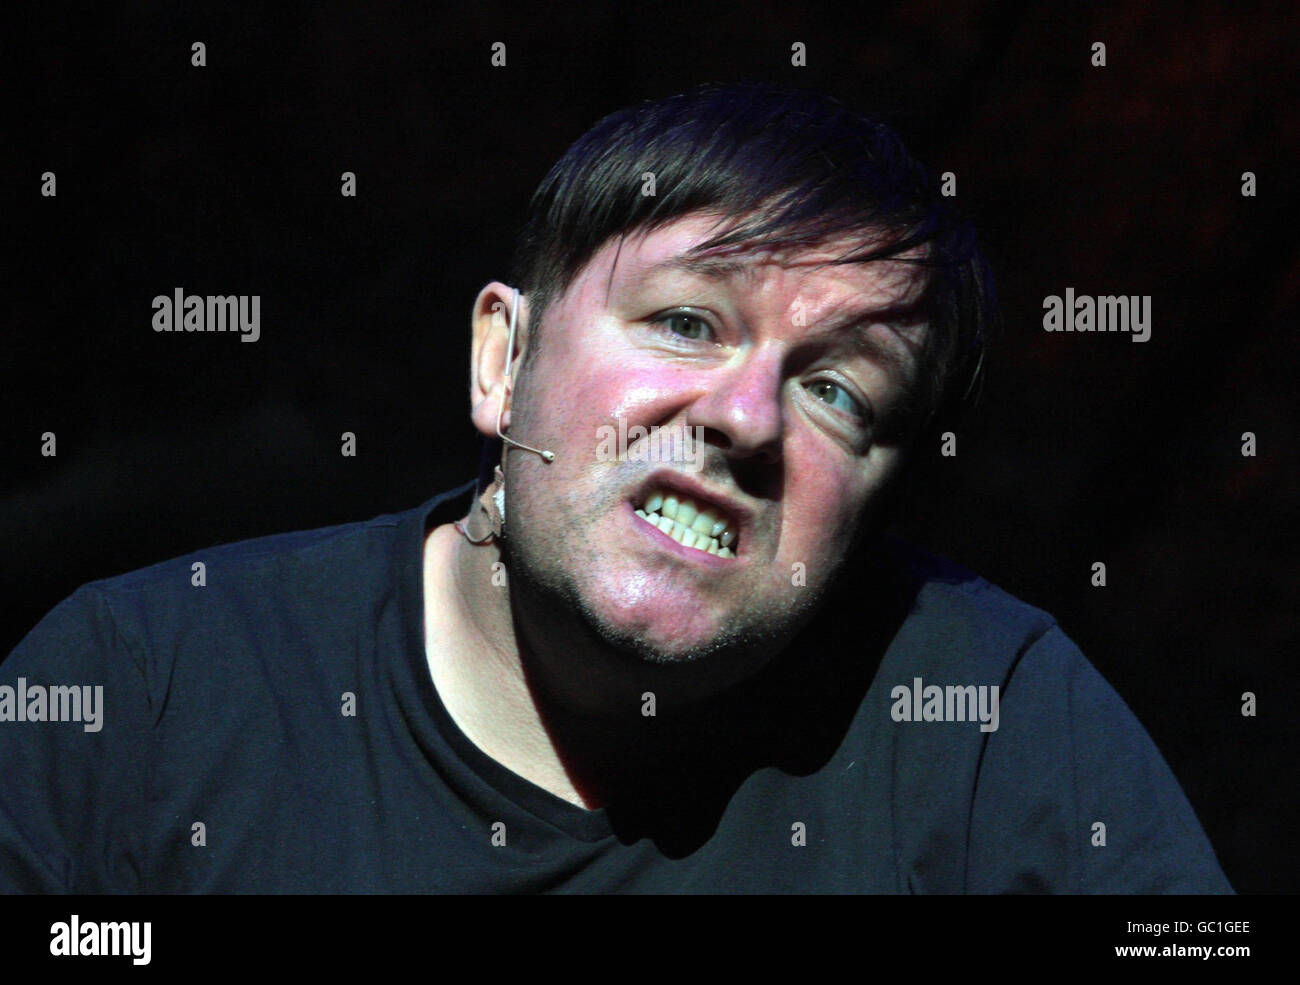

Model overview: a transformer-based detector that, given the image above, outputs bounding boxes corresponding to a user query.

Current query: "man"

[1,82,1230,892]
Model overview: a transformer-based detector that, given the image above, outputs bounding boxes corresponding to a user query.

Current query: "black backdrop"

[5,1,1296,893]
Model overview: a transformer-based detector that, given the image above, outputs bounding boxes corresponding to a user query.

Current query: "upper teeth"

[635,489,737,558]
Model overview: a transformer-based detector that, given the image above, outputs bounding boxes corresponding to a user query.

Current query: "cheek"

[538,315,697,426]
[779,443,898,558]
[536,361,689,438]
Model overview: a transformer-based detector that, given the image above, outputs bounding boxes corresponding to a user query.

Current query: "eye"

[805,379,866,421]
[653,310,715,342]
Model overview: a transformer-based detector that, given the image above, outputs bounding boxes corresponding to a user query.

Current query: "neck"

[422,511,907,851]
[425,522,697,809]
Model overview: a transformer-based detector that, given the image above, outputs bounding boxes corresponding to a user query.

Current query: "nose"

[686,343,784,464]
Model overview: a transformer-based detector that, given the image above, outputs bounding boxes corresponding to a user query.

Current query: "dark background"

[5,2,1296,891]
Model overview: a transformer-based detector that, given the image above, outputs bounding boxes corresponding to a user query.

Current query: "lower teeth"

[635,509,735,558]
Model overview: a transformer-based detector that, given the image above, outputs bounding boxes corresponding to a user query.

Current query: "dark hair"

[508,80,995,443]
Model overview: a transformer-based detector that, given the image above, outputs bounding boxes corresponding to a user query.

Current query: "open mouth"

[634,488,739,558]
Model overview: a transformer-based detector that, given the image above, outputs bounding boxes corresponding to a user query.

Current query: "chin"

[582,592,727,664]
[586,598,799,685]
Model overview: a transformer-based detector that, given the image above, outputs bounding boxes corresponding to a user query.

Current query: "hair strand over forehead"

[508,80,997,442]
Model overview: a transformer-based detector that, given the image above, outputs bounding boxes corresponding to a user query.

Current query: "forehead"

[564,213,930,381]
[579,213,930,330]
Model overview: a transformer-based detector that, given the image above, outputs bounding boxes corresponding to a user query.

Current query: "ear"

[468,282,531,439]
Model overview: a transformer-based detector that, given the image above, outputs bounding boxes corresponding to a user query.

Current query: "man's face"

[494,212,927,672]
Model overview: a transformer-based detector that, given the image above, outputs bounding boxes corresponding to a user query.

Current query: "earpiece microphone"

[495,287,556,463]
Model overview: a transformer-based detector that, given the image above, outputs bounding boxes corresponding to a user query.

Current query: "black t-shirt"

[0,482,1232,893]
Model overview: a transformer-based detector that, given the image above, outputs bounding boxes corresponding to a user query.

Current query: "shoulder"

[870,540,1231,892]
[80,507,400,633]
[871,535,1061,685]
[872,538,1160,756]
[15,489,466,673]
[85,483,478,614]
[94,506,407,595]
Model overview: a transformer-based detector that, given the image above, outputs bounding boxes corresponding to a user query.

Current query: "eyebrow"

[818,315,928,435]
[814,308,924,385]
[640,254,757,282]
